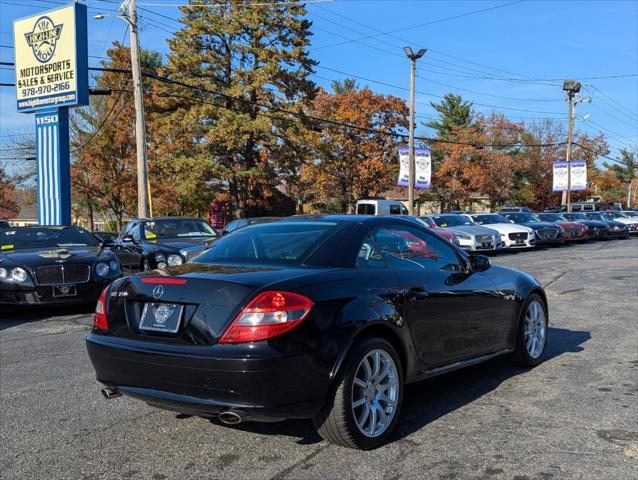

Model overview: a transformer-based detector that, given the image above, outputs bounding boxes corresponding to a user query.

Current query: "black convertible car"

[0,226,120,306]
[112,217,218,273]
[86,216,548,449]
[583,212,629,239]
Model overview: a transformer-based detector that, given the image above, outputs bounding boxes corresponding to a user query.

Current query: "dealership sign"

[13,3,88,226]
[13,4,88,112]
[553,160,587,192]
[397,147,431,189]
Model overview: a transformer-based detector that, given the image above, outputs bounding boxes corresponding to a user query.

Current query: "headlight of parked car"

[456,233,472,240]
[95,262,110,277]
[155,253,167,269]
[3,267,29,282]
[109,260,119,271]
[167,254,183,267]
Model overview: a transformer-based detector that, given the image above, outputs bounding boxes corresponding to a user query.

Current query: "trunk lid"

[105,263,355,345]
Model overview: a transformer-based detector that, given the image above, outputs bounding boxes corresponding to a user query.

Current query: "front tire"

[313,337,403,450]
[510,294,548,366]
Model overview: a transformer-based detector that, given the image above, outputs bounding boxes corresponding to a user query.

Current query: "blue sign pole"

[35,107,70,225]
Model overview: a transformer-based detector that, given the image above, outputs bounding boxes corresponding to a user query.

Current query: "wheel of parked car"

[313,337,404,450]
[510,294,548,366]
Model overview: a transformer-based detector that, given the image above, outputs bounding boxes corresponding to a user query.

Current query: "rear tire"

[510,293,548,367]
[313,337,403,450]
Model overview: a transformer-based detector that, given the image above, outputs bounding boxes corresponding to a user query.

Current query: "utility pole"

[94,0,151,218]
[562,80,581,213]
[404,47,426,216]
[123,0,149,218]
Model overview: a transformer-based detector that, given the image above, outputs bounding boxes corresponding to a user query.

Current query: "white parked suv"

[466,213,536,249]
[356,199,408,216]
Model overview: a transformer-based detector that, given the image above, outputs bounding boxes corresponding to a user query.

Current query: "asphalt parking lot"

[1,239,637,480]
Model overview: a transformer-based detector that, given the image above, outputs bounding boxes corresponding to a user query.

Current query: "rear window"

[195,221,339,264]
[357,204,376,215]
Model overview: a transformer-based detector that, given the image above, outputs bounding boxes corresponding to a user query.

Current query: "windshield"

[564,213,586,220]
[0,227,98,251]
[608,212,627,219]
[538,213,565,222]
[195,221,339,264]
[472,214,509,225]
[142,219,217,240]
[504,213,541,223]
[585,213,607,221]
[624,211,638,217]
[430,215,475,227]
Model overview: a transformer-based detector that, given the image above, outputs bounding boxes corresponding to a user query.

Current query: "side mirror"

[121,235,135,244]
[469,254,491,272]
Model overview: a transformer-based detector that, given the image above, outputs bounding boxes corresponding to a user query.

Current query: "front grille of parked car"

[567,228,581,237]
[536,229,558,240]
[508,232,528,241]
[475,234,493,243]
[35,265,91,285]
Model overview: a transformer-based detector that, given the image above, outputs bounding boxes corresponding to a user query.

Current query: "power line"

[312,0,525,51]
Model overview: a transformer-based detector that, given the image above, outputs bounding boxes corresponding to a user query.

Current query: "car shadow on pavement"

[219,326,591,446]
[0,304,94,330]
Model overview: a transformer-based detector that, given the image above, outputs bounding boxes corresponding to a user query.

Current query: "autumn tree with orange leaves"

[0,166,20,219]
[301,84,408,212]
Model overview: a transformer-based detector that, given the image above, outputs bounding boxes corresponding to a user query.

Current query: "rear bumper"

[86,334,332,421]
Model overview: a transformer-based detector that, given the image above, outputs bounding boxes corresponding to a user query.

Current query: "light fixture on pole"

[404,47,426,216]
[94,0,151,218]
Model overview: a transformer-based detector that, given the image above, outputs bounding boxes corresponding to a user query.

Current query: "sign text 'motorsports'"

[13,4,88,112]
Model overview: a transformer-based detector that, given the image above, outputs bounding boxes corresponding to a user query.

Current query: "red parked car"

[537,213,589,242]
[412,216,461,246]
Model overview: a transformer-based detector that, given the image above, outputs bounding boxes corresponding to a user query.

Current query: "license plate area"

[52,285,77,297]
[140,303,183,333]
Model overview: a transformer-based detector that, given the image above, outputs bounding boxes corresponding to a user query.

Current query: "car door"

[116,222,144,272]
[372,225,501,367]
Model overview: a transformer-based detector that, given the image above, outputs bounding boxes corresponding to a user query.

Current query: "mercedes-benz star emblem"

[152,285,164,299]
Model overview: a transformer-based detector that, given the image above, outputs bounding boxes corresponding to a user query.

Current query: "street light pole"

[404,47,426,216]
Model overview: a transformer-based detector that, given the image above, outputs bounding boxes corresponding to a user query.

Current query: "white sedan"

[466,213,537,249]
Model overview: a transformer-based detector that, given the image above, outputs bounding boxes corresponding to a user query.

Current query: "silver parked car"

[424,214,504,252]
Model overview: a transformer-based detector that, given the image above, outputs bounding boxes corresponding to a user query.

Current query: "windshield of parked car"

[537,213,566,222]
[0,227,98,251]
[430,215,475,227]
[142,219,217,240]
[585,213,608,221]
[503,213,542,223]
[564,213,587,220]
[194,221,339,264]
[472,214,510,225]
[607,212,628,219]
[623,211,638,217]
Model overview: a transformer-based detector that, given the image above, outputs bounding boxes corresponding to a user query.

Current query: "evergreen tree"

[155,0,317,218]
[425,93,473,139]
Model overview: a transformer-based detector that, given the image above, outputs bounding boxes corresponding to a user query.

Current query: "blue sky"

[1,0,637,173]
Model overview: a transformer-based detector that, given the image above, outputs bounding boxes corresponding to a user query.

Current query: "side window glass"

[357,235,386,268]
[375,226,461,272]
[132,224,142,242]
[389,205,401,215]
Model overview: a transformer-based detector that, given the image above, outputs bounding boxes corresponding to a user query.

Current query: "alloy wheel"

[524,301,546,359]
[351,349,399,438]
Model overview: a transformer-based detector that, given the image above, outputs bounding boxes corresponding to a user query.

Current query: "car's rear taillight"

[220,291,313,344]
[94,287,109,331]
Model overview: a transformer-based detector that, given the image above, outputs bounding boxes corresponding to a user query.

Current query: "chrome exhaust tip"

[101,386,122,399]
[218,410,244,425]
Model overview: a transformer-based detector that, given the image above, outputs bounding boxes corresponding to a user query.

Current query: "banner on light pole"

[553,160,587,192]
[397,147,431,189]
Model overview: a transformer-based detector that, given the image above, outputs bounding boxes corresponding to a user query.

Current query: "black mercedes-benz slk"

[0,226,121,306]
[86,216,549,449]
